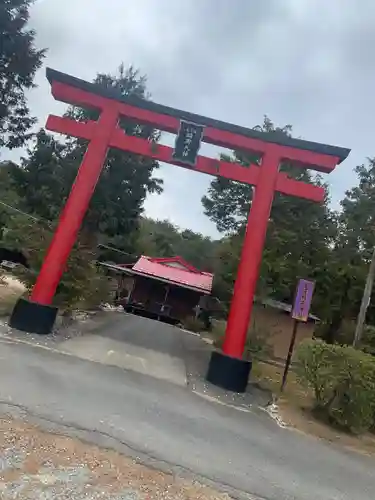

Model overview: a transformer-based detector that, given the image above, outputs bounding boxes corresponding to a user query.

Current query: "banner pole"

[280,319,299,393]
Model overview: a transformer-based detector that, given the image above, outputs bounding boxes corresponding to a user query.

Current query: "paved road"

[0,338,373,500]
[60,313,190,387]
[58,312,270,407]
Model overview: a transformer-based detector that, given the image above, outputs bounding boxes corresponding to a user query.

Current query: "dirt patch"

[0,275,26,293]
[0,417,231,499]
[0,276,25,316]
[276,401,375,457]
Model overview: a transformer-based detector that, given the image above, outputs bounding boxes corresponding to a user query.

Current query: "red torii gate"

[10,68,350,392]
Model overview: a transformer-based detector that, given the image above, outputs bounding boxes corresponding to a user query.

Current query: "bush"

[361,325,375,356]
[244,320,274,360]
[315,319,375,356]
[296,340,342,407]
[212,319,274,361]
[182,316,204,333]
[296,339,375,433]
[2,215,112,310]
[314,319,355,345]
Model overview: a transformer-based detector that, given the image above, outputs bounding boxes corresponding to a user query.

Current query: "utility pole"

[353,245,375,347]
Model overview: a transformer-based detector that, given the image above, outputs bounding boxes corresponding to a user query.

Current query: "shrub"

[314,319,355,345]
[244,320,274,360]
[213,319,274,361]
[361,325,375,356]
[182,316,204,333]
[210,319,226,342]
[315,319,375,356]
[296,339,375,433]
[296,339,343,408]
[1,214,112,310]
[331,348,375,433]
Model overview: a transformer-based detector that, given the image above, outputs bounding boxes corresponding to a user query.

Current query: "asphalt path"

[0,336,373,500]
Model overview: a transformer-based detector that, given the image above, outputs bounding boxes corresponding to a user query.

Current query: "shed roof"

[100,256,213,294]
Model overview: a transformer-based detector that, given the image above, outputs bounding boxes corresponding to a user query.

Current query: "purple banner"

[291,279,315,322]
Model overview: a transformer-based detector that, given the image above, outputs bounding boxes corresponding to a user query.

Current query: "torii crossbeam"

[10,68,350,392]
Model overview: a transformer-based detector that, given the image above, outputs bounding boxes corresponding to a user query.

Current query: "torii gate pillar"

[9,68,350,393]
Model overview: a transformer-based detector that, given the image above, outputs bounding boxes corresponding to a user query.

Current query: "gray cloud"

[4,0,375,236]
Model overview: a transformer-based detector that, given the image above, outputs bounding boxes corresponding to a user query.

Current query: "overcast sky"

[4,0,375,237]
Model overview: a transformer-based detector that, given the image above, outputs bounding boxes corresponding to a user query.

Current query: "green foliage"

[202,118,336,310]
[0,162,21,238]
[135,217,217,271]
[331,350,375,433]
[202,117,293,234]
[1,65,165,310]
[312,159,375,341]
[245,320,274,360]
[337,159,375,323]
[0,211,111,309]
[296,339,343,407]
[209,232,242,309]
[10,66,163,242]
[9,131,77,221]
[296,339,375,433]
[66,65,162,239]
[361,325,375,356]
[340,159,375,254]
[0,0,45,150]
[201,118,375,344]
[213,318,274,361]
[202,177,251,234]
[315,320,375,355]
[182,316,204,333]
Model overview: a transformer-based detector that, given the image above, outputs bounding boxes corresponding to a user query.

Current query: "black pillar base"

[206,350,252,393]
[9,297,58,335]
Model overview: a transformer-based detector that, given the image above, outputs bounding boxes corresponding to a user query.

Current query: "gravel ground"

[0,417,231,500]
[0,309,110,348]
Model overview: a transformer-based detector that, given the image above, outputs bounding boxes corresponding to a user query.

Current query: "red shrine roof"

[132,256,213,293]
[103,256,214,294]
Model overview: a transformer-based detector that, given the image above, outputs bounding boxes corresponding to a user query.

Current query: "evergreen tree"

[10,66,163,247]
[0,0,45,151]
[5,65,163,308]
[135,218,216,271]
[202,117,335,307]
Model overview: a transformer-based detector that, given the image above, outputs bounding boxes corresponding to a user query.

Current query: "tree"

[0,210,111,310]
[0,0,45,151]
[135,217,216,272]
[210,231,242,309]
[9,130,77,221]
[202,117,336,308]
[66,65,163,241]
[177,229,216,272]
[136,218,178,258]
[5,65,164,307]
[0,160,21,238]
[323,158,375,340]
[202,117,293,234]
[340,159,375,254]
[0,166,111,309]
[10,65,163,245]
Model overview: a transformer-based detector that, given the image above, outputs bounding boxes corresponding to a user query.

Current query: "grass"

[251,361,312,406]
[252,360,375,456]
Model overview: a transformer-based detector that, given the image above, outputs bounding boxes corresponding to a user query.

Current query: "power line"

[98,243,137,259]
[0,200,45,223]
[0,201,139,260]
